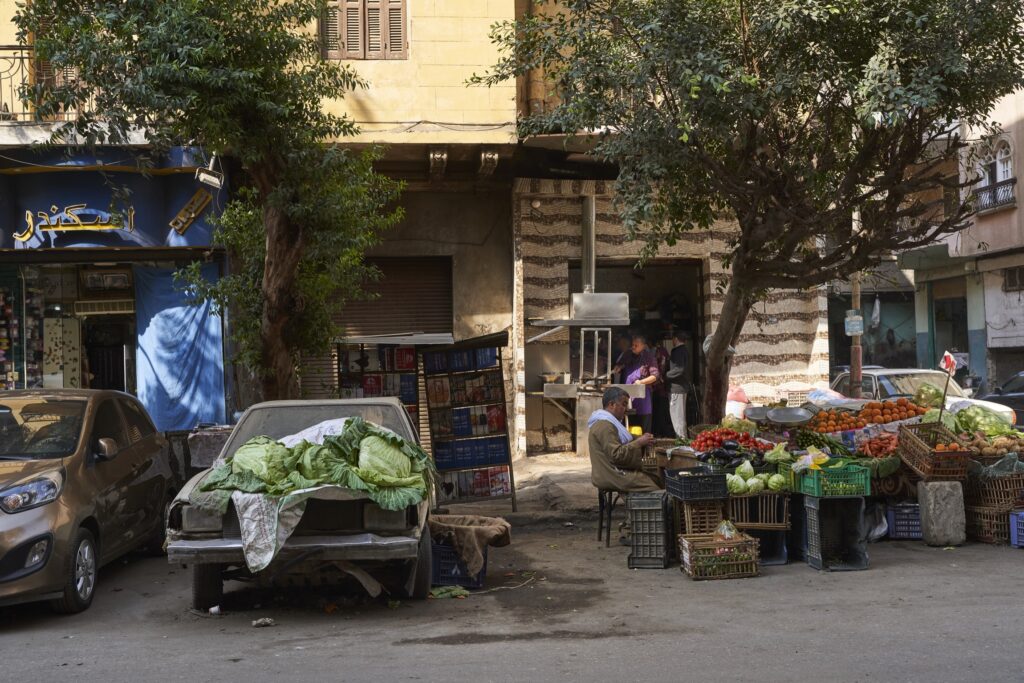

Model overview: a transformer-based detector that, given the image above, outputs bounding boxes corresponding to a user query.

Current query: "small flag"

[940,351,957,374]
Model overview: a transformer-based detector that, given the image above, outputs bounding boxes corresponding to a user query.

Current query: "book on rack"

[361,374,382,397]
[396,347,416,371]
[486,404,506,433]
[426,377,450,406]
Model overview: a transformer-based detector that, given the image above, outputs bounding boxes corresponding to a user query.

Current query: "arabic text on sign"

[14,204,135,242]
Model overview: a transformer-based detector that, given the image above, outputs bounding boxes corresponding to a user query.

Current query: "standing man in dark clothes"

[665,330,692,439]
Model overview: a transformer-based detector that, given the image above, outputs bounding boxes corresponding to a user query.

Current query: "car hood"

[0,458,64,488]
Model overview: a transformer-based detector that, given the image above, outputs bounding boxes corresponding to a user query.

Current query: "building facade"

[902,93,1024,393]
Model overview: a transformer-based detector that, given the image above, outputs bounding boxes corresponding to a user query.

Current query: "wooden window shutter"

[384,0,407,60]
[321,1,342,60]
[364,0,385,59]
[341,0,365,60]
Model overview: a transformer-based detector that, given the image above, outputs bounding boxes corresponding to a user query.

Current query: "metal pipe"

[581,195,596,293]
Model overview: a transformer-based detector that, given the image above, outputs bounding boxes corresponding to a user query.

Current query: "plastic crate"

[748,529,788,566]
[627,492,670,569]
[804,496,868,571]
[1011,511,1024,548]
[776,462,796,492]
[665,467,728,502]
[727,493,790,530]
[886,503,922,540]
[798,464,871,498]
[965,505,1010,544]
[432,542,487,589]
[678,532,760,580]
[788,493,808,560]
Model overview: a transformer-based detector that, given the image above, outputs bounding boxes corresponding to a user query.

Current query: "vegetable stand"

[421,333,517,511]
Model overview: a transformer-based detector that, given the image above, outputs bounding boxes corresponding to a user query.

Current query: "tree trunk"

[701,279,753,424]
[258,202,304,399]
[251,161,304,400]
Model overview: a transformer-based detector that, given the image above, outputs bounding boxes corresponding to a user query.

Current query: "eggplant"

[697,452,712,462]
[752,455,765,467]
[727,457,745,469]
[722,440,740,451]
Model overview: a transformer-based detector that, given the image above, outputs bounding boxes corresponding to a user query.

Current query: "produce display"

[856,399,927,425]
[795,429,851,456]
[807,409,865,433]
[963,434,1024,459]
[199,417,434,510]
[691,428,770,453]
[857,433,898,458]
[955,405,1018,437]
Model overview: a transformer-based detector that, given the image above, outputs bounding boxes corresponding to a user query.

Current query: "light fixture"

[196,154,224,189]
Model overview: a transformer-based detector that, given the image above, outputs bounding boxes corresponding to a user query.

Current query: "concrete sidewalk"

[445,452,601,526]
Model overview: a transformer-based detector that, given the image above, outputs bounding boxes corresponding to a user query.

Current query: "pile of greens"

[199,418,435,510]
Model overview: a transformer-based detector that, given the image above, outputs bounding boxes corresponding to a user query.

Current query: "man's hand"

[633,433,654,446]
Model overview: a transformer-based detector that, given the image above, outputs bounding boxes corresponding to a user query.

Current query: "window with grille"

[322,0,407,60]
[1004,267,1024,292]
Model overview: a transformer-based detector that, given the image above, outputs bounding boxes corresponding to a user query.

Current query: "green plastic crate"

[798,464,870,497]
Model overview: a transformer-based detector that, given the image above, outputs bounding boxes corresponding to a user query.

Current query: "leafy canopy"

[17,0,402,377]
[479,0,1024,289]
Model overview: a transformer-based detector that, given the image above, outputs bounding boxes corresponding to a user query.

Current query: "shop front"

[0,149,228,432]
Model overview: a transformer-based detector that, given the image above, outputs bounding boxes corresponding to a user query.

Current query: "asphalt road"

[2,523,1021,682]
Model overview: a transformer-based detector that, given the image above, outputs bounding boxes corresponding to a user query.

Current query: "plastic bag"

[713,519,740,542]
[792,447,830,474]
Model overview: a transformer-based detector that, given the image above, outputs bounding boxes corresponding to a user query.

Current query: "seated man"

[588,387,660,492]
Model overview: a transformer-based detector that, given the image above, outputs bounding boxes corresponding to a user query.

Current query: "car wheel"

[50,528,98,614]
[406,531,432,600]
[192,564,223,610]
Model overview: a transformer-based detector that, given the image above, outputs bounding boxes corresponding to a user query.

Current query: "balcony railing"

[0,45,91,122]
[974,177,1017,213]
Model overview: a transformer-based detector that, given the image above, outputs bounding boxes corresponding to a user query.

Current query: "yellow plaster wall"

[325,0,518,145]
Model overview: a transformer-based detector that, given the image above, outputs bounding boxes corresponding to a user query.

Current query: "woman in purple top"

[619,334,660,434]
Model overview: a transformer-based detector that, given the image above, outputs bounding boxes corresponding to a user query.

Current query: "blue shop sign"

[0,148,224,250]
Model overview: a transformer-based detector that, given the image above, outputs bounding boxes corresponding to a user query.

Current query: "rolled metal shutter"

[335,257,453,336]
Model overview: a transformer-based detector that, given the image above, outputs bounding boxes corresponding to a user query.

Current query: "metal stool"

[597,489,623,547]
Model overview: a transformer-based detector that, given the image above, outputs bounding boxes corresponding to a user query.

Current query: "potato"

[982,446,998,457]
[997,448,1009,456]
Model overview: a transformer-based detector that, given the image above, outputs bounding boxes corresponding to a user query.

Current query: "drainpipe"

[581,195,596,293]
[527,0,544,115]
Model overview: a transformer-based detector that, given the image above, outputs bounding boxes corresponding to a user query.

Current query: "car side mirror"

[96,438,119,461]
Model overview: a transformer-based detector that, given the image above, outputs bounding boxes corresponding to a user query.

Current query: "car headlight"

[0,471,64,514]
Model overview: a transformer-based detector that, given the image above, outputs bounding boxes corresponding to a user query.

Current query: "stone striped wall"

[511,178,829,457]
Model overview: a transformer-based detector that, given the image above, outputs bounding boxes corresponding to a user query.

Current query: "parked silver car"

[831,369,1017,424]
[165,399,431,609]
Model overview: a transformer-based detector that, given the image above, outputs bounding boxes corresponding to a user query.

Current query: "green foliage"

[16,0,403,385]
[479,0,1024,289]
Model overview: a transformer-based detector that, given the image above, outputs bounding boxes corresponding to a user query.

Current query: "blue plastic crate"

[431,542,487,588]
[886,503,922,540]
[1011,511,1024,548]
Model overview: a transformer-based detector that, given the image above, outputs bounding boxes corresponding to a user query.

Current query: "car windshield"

[0,399,86,460]
[223,403,413,457]
[878,373,964,399]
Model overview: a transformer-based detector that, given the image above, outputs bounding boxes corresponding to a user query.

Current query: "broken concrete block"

[917,481,966,546]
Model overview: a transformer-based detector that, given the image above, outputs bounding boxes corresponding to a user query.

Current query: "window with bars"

[322,0,407,60]
[1004,266,1024,292]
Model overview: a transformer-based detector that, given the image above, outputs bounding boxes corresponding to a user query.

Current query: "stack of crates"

[627,492,671,569]
[804,496,869,571]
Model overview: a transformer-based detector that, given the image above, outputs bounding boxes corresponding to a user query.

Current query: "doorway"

[568,259,704,436]
[81,315,135,392]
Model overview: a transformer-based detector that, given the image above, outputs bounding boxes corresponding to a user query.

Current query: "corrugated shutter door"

[336,257,453,336]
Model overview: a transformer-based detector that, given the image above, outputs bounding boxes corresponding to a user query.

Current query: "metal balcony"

[0,44,90,122]
[974,177,1017,213]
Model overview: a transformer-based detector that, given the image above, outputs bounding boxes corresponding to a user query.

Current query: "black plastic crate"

[805,496,868,571]
[665,467,728,502]
[748,529,788,566]
[432,542,488,589]
[886,503,922,540]
[788,493,808,560]
[627,492,670,569]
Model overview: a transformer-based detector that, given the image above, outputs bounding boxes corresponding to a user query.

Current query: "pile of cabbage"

[726,454,789,495]
[199,417,435,510]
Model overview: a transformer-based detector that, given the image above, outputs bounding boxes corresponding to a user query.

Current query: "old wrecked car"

[166,398,432,609]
